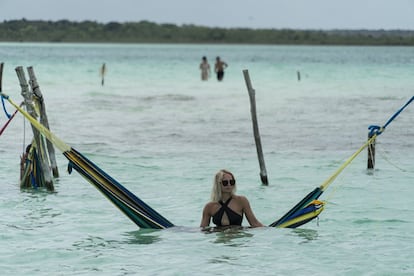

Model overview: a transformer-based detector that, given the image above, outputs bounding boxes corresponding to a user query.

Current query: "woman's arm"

[241,196,264,227]
[200,203,212,227]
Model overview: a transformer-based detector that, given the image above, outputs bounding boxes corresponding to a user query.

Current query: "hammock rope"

[270,96,413,228]
[1,94,12,118]
[0,101,23,137]
[1,92,174,229]
[2,91,412,229]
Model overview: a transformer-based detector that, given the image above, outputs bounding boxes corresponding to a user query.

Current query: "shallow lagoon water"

[0,43,413,275]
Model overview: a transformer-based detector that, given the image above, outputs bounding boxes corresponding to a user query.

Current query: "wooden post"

[100,63,106,86]
[0,62,3,92]
[367,133,376,169]
[243,69,268,185]
[15,66,54,191]
[27,66,59,177]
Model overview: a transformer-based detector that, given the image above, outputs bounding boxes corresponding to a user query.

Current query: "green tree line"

[1,19,414,45]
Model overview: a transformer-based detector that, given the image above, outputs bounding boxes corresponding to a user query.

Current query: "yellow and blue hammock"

[65,148,174,229]
[2,93,173,229]
[1,92,412,230]
[20,143,44,189]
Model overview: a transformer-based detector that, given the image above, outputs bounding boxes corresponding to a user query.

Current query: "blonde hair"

[210,169,237,202]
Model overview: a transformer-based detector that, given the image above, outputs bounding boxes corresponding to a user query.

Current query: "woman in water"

[200,169,264,228]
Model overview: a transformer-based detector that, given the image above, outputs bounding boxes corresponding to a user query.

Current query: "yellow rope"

[319,134,378,192]
[2,93,71,153]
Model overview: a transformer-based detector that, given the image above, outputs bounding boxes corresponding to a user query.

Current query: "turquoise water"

[0,43,413,275]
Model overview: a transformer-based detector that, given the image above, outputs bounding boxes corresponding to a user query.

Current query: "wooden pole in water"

[15,66,54,191]
[243,69,269,185]
[100,63,106,86]
[367,133,376,169]
[0,62,3,92]
[27,66,59,177]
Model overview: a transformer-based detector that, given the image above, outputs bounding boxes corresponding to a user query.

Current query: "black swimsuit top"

[212,197,243,226]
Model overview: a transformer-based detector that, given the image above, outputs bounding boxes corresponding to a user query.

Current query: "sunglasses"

[222,179,236,186]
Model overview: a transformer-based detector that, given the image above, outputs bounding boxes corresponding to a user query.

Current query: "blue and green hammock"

[1,92,412,230]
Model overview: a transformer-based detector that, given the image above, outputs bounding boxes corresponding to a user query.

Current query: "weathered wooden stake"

[100,63,106,86]
[15,66,54,191]
[0,62,4,92]
[367,133,376,169]
[243,69,269,185]
[27,66,59,177]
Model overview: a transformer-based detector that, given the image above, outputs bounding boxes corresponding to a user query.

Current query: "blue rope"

[369,96,413,136]
[1,94,11,119]
[368,125,382,137]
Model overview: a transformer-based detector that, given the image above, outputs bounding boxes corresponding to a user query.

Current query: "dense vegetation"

[1,19,414,45]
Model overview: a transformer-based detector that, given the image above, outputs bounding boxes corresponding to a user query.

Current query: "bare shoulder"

[203,201,218,212]
[233,195,249,204]
[205,201,217,208]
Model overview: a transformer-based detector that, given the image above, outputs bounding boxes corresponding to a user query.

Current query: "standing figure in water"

[199,56,211,81]
[214,56,228,81]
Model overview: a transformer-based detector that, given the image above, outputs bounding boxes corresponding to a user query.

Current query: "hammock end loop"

[368,125,383,136]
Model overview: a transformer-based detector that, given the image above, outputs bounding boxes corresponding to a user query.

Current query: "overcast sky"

[1,0,414,30]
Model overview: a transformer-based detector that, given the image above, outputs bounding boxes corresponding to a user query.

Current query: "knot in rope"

[368,125,384,137]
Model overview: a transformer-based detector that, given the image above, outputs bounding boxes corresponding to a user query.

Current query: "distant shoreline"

[1,19,414,45]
